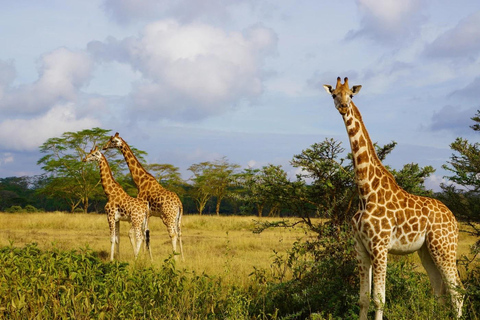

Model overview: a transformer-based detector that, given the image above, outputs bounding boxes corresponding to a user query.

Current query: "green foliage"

[0,243,252,320]
[36,127,148,213]
[249,222,359,319]
[145,163,186,197]
[188,158,240,215]
[391,163,435,197]
[291,138,356,224]
[441,110,480,236]
[5,205,23,213]
[5,205,40,213]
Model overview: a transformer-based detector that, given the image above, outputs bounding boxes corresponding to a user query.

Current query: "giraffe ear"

[351,85,362,95]
[323,85,333,94]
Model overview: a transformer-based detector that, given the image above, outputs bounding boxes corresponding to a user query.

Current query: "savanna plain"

[1,212,478,319]
[0,213,314,286]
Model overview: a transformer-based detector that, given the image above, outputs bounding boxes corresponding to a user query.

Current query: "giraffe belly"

[115,210,130,222]
[388,232,426,255]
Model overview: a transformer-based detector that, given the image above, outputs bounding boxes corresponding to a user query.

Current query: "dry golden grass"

[0,212,477,285]
[0,212,314,286]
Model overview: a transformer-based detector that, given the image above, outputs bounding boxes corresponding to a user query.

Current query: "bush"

[5,205,23,213]
[24,205,38,213]
[0,243,252,320]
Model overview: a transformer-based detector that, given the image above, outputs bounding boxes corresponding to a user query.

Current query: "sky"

[1,0,480,191]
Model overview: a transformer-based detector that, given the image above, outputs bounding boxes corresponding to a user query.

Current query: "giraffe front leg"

[372,250,388,320]
[128,227,136,254]
[355,236,372,320]
[133,225,144,259]
[108,217,116,261]
[115,221,120,259]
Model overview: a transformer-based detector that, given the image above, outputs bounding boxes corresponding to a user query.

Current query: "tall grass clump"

[0,242,251,319]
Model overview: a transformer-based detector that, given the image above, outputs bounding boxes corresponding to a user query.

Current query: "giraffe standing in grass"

[83,146,151,261]
[103,133,184,260]
[323,77,463,319]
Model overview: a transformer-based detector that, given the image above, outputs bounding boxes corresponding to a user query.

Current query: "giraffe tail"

[144,204,151,250]
[145,229,150,249]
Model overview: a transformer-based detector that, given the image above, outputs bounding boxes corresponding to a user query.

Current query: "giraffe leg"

[128,227,136,255]
[115,221,120,259]
[355,236,372,320]
[176,208,184,261]
[418,244,445,296]
[132,224,144,259]
[371,250,388,320]
[425,237,464,318]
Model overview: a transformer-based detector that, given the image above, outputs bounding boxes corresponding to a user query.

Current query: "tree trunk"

[215,198,222,216]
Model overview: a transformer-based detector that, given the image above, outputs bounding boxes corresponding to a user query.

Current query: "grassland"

[0,212,316,286]
[1,212,477,284]
[1,212,478,319]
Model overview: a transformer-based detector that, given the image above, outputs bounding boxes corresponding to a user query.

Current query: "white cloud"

[423,11,480,61]
[347,0,426,45]
[89,20,277,120]
[0,103,101,151]
[0,153,14,165]
[0,48,93,115]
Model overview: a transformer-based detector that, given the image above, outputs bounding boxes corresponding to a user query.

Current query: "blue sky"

[0,0,480,191]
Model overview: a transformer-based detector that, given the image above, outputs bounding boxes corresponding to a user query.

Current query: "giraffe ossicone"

[83,145,151,261]
[323,77,463,319]
[103,133,184,260]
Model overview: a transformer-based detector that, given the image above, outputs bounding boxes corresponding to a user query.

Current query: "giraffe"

[83,146,151,261]
[103,133,184,260]
[323,77,463,319]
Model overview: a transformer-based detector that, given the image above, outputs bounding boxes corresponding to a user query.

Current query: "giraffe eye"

[332,94,336,99]
[350,94,353,98]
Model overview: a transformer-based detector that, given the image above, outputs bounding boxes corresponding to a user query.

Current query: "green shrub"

[0,243,253,320]
[24,205,37,213]
[5,205,23,213]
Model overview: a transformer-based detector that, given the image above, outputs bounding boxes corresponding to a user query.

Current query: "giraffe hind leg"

[419,241,464,318]
[418,244,445,296]
[176,208,184,261]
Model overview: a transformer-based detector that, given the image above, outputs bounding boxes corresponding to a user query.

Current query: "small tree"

[188,158,240,215]
[37,128,134,213]
[440,110,480,235]
[145,163,185,197]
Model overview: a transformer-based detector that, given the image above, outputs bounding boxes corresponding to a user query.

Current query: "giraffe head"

[103,132,123,150]
[83,146,102,163]
[323,77,362,115]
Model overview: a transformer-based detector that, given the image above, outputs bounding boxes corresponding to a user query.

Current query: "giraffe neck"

[343,102,398,198]
[118,141,157,189]
[97,153,123,198]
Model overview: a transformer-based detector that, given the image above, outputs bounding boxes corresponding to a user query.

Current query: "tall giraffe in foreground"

[83,146,151,261]
[103,133,184,260]
[323,77,463,319]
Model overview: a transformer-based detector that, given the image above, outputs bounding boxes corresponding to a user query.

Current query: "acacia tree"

[188,158,240,215]
[440,110,480,236]
[145,163,185,197]
[37,128,136,213]
[238,165,289,217]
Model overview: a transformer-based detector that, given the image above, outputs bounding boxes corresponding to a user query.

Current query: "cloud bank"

[88,20,277,120]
